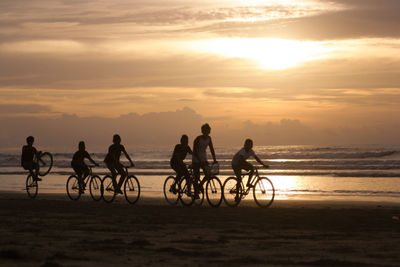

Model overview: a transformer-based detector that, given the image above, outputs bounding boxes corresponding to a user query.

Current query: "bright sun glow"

[192,38,337,70]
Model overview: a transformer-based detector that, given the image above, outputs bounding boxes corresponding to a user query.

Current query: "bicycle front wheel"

[222,177,243,207]
[26,175,38,199]
[124,175,140,204]
[163,176,179,206]
[66,175,81,201]
[253,177,275,208]
[178,178,194,206]
[89,175,102,201]
[205,176,222,207]
[102,175,116,203]
[38,152,53,176]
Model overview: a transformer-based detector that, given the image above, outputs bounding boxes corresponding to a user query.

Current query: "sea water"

[2,145,400,202]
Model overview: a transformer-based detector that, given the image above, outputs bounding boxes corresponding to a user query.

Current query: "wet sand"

[0,192,400,266]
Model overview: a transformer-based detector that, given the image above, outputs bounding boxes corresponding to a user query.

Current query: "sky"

[1,0,400,150]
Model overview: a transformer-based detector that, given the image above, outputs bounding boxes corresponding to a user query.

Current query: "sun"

[191,38,336,70]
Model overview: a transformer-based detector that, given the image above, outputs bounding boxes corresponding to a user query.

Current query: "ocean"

[2,145,400,202]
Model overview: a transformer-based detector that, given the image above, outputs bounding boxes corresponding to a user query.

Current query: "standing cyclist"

[192,123,217,198]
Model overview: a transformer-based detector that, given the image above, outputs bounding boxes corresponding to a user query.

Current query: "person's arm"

[187,146,193,155]
[122,146,134,167]
[254,154,269,168]
[35,147,46,165]
[209,137,217,163]
[86,152,98,166]
[193,137,201,162]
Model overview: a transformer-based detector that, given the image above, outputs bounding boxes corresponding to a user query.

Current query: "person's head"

[78,141,85,151]
[113,134,121,144]
[180,134,188,146]
[26,136,34,145]
[201,123,211,136]
[244,138,253,151]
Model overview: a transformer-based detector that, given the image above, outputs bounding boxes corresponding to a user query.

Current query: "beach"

[1,192,400,266]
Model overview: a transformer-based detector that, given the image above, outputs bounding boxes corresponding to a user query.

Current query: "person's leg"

[81,165,90,190]
[232,164,242,200]
[106,163,118,189]
[200,162,211,188]
[241,161,254,187]
[116,164,127,190]
[181,163,191,190]
[24,162,41,181]
[73,165,85,192]
[192,162,201,197]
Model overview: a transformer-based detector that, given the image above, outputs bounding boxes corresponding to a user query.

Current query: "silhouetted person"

[170,135,193,193]
[21,136,42,181]
[104,134,134,194]
[71,141,98,193]
[192,123,217,198]
[232,139,269,200]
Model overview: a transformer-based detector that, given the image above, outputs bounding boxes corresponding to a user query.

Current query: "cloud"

[0,107,204,150]
[0,104,51,115]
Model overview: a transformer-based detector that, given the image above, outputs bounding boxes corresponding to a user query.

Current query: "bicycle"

[222,167,275,208]
[178,163,222,207]
[25,152,53,199]
[102,166,140,204]
[66,165,102,201]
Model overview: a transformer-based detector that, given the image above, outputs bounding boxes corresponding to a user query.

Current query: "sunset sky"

[1,0,400,149]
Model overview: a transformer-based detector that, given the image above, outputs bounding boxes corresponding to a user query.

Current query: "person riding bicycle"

[170,134,193,193]
[192,123,217,198]
[71,141,99,194]
[21,136,43,181]
[104,134,134,194]
[232,139,269,200]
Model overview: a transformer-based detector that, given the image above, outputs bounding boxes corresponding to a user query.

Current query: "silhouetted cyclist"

[21,136,43,181]
[232,139,269,201]
[170,134,193,193]
[71,141,99,194]
[192,123,217,198]
[104,134,134,194]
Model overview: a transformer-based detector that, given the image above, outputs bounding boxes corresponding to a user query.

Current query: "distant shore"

[1,192,400,266]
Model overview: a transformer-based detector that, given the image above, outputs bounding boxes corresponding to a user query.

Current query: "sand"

[0,192,400,266]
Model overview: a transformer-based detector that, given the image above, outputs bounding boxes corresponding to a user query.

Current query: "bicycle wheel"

[205,176,222,207]
[89,175,102,201]
[222,177,243,207]
[66,175,81,200]
[253,177,275,208]
[102,175,116,203]
[26,175,38,199]
[38,152,53,176]
[163,176,179,206]
[178,178,194,206]
[124,175,141,204]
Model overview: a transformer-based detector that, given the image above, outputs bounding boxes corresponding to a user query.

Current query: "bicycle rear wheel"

[222,177,243,207]
[253,177,275,208]
[205,176,222,207]
[124,175,141,204]
[26,175,38,199]
[102,175,116,203]
[66,175,81,200]
[178,178,194,206]
[38,152,53,176]
[163,176,179,206]
[89,175,102,201]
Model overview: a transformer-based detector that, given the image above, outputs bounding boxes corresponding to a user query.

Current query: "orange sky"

[1,0,400,148]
